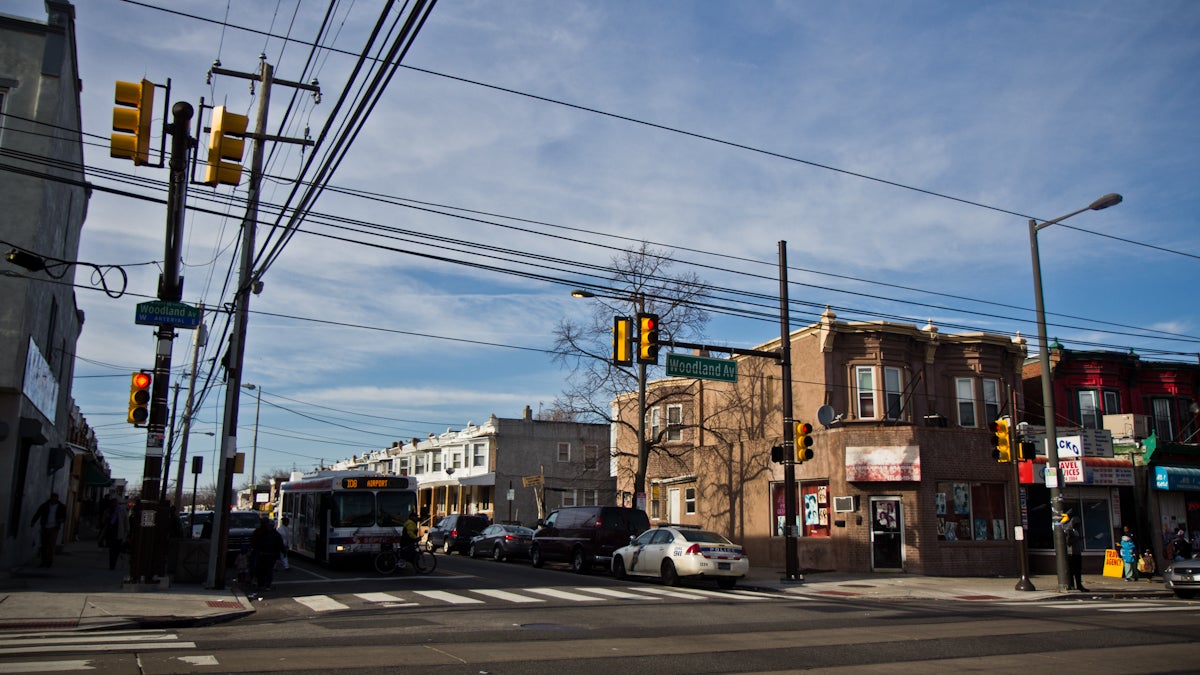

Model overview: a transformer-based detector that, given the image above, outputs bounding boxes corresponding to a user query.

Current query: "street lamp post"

[1029,193,1122,592]
[241,383,261,510]
[571,289,649,506]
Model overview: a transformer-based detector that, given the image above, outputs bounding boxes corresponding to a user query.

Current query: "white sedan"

[611,526,749,589]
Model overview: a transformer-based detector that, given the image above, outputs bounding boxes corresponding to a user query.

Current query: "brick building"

[617,308,1029,575]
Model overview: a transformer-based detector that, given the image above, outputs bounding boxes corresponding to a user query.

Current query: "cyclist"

[400,509,421,565]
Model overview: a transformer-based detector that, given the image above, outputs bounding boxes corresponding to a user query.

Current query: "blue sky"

[9,1,1198,489]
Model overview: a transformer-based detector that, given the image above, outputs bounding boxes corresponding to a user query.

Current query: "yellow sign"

[521,475,543,487]
[1102,548,1124,578]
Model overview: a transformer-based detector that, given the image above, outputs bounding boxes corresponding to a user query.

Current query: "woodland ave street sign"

[135,300,201,329]
[665,353,738,383]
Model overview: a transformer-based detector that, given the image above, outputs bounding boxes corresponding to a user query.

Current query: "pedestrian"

[249,518,285,591]
[1138,549,1156,581]
[1064,515,1087,592]
[276,516,292,571]
[1119,533,1137,581]
[234,544,251,586]
[101,498,129,570]
[30,493,67,568]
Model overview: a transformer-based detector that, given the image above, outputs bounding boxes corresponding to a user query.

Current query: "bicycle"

[374,541,437,575]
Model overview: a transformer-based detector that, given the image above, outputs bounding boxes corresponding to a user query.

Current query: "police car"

[611,525,748,589]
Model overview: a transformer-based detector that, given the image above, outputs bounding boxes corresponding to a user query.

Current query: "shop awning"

[1153,465,1200,491]
[1019,455,1134,486]
[458,472,495,487]
[82,461,112,487]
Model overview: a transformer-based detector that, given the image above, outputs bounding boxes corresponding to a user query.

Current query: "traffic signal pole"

[130,101,194,584]
[777,241,801,583]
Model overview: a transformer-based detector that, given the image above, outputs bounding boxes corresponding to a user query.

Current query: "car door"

[624,530,658,577]
[429,517,450,548]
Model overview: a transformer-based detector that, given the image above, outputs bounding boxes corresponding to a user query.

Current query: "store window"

[771,481,830,538]
[935,481,1007,541]
[1063,496,1114,550]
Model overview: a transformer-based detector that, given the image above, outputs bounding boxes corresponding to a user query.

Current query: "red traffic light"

[132,372,151,389]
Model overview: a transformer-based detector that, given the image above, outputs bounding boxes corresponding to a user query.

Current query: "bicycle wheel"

[374,551,398,575]
[414,549,437,574]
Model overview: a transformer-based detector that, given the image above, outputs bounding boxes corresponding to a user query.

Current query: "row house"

[616,309,1028,575]
[1021,347,1200,569]
[327,407,612,528]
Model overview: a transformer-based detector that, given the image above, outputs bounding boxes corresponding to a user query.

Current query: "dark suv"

[426,514,490,554]
[530,506,650,573]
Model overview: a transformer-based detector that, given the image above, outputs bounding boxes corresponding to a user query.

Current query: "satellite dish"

[817,405,837,428]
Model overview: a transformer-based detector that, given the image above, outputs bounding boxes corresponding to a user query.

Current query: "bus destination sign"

[341,476,409,490]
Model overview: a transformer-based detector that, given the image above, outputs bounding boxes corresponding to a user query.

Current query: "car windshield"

[680,530,734,545]
[229,513,264,529]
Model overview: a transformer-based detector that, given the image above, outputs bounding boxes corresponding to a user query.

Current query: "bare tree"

[552,243,710,502]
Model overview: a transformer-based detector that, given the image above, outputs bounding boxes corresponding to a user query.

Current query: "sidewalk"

[740,566,1175,601]
[0,534,253,631]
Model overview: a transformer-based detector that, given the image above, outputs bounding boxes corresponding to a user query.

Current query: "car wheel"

[530,545,544,568]
[571,548,590,574]
[661,559,680,586]
[717,577,736,590]
[442,540,452,555]
[468,543,478,558]
[1174,589,1196,599]
[493,544,505,562]
[613,556,627,580]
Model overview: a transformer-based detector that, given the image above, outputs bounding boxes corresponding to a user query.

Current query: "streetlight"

[1029,192,1122,593]
[571,288,649,507]
[241,383,262,511]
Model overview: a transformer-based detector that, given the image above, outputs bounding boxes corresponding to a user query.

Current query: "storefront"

[1150,465,1200,547]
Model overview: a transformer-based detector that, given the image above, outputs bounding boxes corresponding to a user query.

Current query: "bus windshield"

[332,493,375,527]
[378,491,417,526]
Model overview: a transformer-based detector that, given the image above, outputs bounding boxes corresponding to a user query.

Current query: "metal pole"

[635,292,648,509]
[173,315,207,509]
[1030,218,1069,592]
[779,240,801,582]
[1011,384,1035,591]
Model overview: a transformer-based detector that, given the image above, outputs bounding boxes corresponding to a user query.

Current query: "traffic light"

[204,106,249,186]
[1020,440,1036,461]
[612,316,633,366]
[795,422,813,463]
[991,418,1012,463]
[770,445,785,463]
[111,79,154,165]
[636,312,660,364]
[127,371,152,425]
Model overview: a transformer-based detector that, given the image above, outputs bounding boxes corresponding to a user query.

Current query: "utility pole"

[130,100,193,584]
[777,241,801,583]
[206,58,317,589]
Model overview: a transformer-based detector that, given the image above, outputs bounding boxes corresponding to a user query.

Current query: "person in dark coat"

[30,493,67,567]
[1064,515,1087,592]
[249,518,285,591]
[100,498,129,570]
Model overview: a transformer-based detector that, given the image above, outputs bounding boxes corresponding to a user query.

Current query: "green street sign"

[665,353,737,383]
[135,300,201,329]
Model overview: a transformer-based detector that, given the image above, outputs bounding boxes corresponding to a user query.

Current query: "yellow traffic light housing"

[612,316,633,366]
[111,79,155,165]
[637,312,659,365]
[127,371,152,425]
[991,418,1012,463]
[795,422,814,463]
[204,105,249,186]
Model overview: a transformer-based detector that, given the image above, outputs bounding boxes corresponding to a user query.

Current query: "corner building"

[618,309,1028,575]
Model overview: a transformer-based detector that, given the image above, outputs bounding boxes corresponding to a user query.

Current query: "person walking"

[276,516,292,571]
[249,518,285,591]
[1064,515,1087,592]
[1167,527,1192,561]
[1119,533,1137,581]
[30,493,67,568]
[101,498,129,570]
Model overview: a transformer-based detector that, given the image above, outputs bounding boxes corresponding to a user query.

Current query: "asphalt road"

[4,552,1199,673]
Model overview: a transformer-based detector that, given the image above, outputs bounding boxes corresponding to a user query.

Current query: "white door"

[668,488,681,523]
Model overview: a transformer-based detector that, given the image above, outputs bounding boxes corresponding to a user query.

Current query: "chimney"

[523,405,532,421]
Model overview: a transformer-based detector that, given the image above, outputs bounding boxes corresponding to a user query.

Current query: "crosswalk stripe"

[0,660,95,673]
[0,642,196,656]
[523,587,610,602]
[294,595,350,612]
[0,632,179,647]
[414,590,485,604]
[629,587,712,600]
[470,588,546,603]
[572,587,662,600]
[355,592,404,603]
[1105,605,1197,613]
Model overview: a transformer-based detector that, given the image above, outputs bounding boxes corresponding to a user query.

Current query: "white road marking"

[573,587,662,600]
[634,587,718,600]
[413,590,485,604]
[293,594,350,612]
[355,592,404,603]
[0,642,196,656]
[522,587,610,602]
[0,660,95,673]
[177,655,220,666]
[470,589,546,603]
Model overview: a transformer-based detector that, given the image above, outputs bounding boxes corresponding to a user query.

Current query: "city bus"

[277,470,417,565]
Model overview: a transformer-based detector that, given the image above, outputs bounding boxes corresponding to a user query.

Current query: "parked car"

[426,514,490,554]
[530,506,650,573]
[1163,554,1200,599]
[611,525,748,589]
[468,524,535,561]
